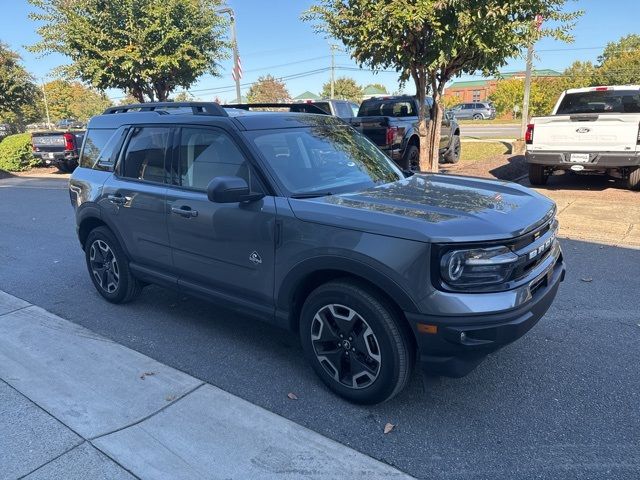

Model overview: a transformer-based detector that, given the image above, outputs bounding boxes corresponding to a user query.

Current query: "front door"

[101,126,172,270]
[166,126,276,309]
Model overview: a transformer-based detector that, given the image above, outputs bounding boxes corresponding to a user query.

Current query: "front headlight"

[440,246,518,289]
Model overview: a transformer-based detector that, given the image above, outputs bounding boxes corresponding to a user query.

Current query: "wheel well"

[289,270,417,350]
[407,135,420,148]
[453,128,460,136]
[78,217,107,249]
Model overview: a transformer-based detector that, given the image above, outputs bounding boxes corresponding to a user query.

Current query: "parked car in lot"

[526,85,640,190]
[348,95,461,170]
[56,118,85,130]
[0,123,11,140]
[305,99,360,119]
[32,129,85,172]
[70,102,565,404]
[449,102,496,120]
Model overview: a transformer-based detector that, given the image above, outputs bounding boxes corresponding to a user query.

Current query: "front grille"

[509,217,558,282]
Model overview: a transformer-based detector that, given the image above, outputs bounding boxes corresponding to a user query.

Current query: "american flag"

[231,57,243,81]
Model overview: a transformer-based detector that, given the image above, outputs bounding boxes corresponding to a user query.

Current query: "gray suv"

[451,102,496,120]
[70,102,565,404]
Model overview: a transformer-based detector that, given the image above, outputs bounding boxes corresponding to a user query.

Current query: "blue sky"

[2,0,639,102]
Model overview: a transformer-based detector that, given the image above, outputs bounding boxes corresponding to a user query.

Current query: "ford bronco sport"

[70,102,565,404]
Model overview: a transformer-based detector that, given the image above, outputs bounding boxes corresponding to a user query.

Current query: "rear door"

[101,126,173,269]
[166,125,277,309]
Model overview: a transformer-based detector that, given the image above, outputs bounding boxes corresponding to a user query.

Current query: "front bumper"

[526,150,640,169]
[406,250,565,378]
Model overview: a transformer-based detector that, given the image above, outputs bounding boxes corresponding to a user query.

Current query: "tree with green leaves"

[304,1,580,171]
[0,42,41,126]
[41,80,112,122]
[594,34,640,86]
[28,0,229,102]
[563,60,597,87]
[246,75,291,103]
[320,76,362,102]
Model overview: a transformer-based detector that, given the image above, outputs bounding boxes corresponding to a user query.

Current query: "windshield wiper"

[290,192,334,199]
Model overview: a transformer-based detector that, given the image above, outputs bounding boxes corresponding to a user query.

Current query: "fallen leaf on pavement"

[287,392,298,400]
[140,372,156,380]
[580,277,593,283]
[383,423,395,434]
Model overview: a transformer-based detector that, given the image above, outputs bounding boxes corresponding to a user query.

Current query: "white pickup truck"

[525,85,640,190]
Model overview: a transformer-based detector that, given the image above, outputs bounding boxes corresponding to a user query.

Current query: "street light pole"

[218,8,241,102]
[330,44,338,99]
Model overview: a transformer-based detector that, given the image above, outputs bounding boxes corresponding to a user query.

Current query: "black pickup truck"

[31,130,85,173]
[348,95,461,169]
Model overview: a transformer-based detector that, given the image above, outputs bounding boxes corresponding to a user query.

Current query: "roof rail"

[224,103,329,115]
[103,102,228,117]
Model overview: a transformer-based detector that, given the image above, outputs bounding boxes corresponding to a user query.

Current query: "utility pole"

[520,44,533,139]
[330,44,339,99]
[521,15,543,139]
[41,81,51,129]
[218,8,241,103]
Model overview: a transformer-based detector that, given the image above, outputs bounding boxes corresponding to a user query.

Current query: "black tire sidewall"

[299,283,409,404]
[84,227,134,303]
[402,145,419,171]
[444,136,461,163]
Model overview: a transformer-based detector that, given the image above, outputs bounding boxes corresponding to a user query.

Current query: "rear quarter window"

[79,127,125,171]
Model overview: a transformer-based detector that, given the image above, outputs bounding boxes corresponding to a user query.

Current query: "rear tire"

[299,280,414,404]
[402,144,419,171]
[443,135,461,164]
[56,159,77,173]
[625,167,640,190]
[472,113,483,120]
[84,226,142,304]
[528,163,549,186]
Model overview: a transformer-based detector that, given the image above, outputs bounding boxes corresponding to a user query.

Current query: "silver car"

[451,102,496,120]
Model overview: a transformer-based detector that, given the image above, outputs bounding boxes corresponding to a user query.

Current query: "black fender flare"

[276,255,420,316]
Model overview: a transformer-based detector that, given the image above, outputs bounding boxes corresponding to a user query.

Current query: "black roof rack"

[103,102,228,117]
[224,103,329,115]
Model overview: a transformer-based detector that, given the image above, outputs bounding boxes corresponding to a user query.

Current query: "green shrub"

[0,133,37,172]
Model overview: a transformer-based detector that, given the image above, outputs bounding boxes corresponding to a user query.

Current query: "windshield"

[247,125,403,196]
[556,90,640,114]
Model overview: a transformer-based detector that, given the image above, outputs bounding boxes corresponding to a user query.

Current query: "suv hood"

[288,174,555,243]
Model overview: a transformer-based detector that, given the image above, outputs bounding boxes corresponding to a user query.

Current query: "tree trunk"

[413,69,430,172]
[426,96,444,172]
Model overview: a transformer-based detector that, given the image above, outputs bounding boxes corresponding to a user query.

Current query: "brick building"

[444,69,561,104]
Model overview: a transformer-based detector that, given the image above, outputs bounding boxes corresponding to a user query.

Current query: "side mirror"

[207,176,264,203]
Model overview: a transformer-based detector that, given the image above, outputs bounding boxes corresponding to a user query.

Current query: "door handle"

[171,206,198,218]
[107,194,128,205]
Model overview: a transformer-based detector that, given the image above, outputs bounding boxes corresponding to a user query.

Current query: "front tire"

[84,226,142,304]
[528,163,549,186]
[300,280,414,404]
[472,113,483,120]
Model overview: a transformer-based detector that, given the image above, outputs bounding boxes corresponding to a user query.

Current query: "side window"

[120,127,170,183]
[335,102,353,118]
[176,127,259,192]
[80,128,125,171]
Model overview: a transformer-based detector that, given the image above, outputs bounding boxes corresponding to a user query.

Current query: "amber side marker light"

[417,323,438,334]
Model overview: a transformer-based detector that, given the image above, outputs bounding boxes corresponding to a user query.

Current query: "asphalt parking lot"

[1,174,638,480]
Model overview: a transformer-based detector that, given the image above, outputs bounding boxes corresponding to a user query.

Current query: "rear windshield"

[556,90,640,114]
[358,99,421,117]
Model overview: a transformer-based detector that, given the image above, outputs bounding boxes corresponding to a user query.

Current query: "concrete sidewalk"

[0,290,411,479]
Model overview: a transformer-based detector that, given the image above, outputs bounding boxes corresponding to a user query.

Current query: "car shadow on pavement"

[531,170,633,191]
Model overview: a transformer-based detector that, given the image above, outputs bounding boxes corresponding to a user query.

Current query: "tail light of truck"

[386,126,399,145]
[63,132,76,151]
[525,124,534,144]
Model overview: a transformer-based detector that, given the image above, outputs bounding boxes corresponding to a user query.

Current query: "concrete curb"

[0,290,412,479]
